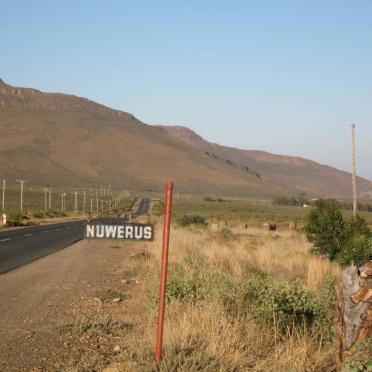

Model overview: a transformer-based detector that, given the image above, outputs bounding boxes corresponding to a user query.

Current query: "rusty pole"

[155,181,174,365]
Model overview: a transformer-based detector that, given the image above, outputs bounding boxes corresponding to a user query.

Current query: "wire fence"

[0,180,130,215]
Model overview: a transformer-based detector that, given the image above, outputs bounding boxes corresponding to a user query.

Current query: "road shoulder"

[0,238,152,370]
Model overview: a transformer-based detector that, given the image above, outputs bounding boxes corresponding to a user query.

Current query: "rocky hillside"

[0,80,292,197]
[158,125,372,197]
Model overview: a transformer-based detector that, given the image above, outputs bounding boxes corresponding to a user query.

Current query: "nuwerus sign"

[85,223,154,241]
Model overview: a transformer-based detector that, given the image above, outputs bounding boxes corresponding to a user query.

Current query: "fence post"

[155,181,174,365]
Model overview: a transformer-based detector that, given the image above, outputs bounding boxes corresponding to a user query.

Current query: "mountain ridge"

[157,125,372,197]
[0,79,369,197]
[0,80,293,197]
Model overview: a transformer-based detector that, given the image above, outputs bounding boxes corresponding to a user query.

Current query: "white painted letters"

[85,223,153,241]
[144,226,152,240]
[86,225,95,238]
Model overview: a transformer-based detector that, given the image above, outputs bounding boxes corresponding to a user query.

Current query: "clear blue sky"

[1,1,372,178]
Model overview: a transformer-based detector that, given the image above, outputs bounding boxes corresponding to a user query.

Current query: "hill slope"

[0,80,290,197]
[158,125,372,197]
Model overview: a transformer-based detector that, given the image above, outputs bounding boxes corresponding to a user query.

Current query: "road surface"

[131,198,151,219]
[0,198,150,274]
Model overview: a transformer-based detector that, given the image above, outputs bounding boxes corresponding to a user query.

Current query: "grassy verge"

[94,223,341,371]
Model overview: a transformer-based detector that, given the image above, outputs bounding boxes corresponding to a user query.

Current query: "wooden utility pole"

[17,180,28,213]
[74,191,78,212]
[49,189,52,210]
[44,188,48,211]
[2,179,5,212]
[351,124,357,220]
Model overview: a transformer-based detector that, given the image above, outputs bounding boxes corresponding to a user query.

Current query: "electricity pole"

[2,179,5,212]
[74,192,78,213]
[90,198,93,213]
[83,190,86,214]
[44,188,48,211]
[49,189,52,209]
[96,198,99,213]
[60,193,66,212]
[351,124,357,220]
[17,180,28,213]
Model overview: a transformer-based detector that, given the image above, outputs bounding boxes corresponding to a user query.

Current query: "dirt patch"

[0,238,152,371]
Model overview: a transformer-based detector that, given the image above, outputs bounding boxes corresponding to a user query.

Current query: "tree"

[337,234,372,267]
[305,199,346,260]
[306,199,372,266]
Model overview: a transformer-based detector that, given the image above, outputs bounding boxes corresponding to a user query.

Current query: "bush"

[337,234,372,268]
[313,275,339,344]
[179,215,208,228]
[221,273,320,334]
[7,211,24,226]
[218,227,235,241]
[341,339,372,371]
[164,265,205,304]
[46,209,67,218]
[305,199,346,260]
[305,200,371,266]
[152,203,164,216]
[33,211,46,218]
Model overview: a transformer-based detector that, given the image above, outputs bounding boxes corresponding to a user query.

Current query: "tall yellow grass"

[117,225,340,371]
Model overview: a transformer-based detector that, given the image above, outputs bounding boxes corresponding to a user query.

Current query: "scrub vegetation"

[108,223,342,371]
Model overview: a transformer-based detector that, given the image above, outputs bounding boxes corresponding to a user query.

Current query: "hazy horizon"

[1,1,371,179]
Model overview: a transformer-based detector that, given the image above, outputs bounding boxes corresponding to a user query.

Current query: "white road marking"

[42,231,49,233]
[24,233,33,237]
[0,238,11,242]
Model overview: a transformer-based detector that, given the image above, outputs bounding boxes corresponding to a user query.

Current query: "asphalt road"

[0,199,151,274]
[131,198,150,219]
[0,220,85,275]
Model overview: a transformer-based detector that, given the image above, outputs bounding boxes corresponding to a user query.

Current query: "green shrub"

[165,265,205,304]
[341,339,372,371]
[313,275,338,344]
[337,234,372,268]
[305,199,346,260]
[305,200,372,266]
[7,211,23,226]
[33,211,46,218]
[179,215,208,228]
[218,227,235,241]
[152,203,164,216]
[46,209,67,218]
[343,215,371,241]
[221,273,321,335]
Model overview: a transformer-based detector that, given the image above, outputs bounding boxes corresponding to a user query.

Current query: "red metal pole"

[155,181,174,365]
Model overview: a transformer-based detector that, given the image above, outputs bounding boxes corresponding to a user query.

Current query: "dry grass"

[105,224,341,371]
